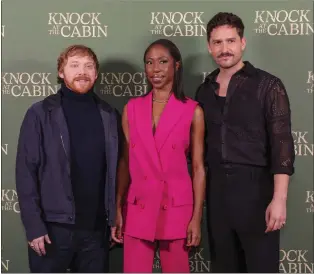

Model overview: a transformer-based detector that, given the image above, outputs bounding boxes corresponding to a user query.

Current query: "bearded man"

[16,44,119,273]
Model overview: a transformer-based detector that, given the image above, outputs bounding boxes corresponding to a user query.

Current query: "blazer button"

[131,143,135,148]
[140,204,145,209]
[163,205,168,210]
[144,176,147,180]
[172,144,176,149]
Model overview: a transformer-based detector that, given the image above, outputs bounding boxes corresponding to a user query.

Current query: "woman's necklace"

[152,91,171,103]
[152,97,168,103]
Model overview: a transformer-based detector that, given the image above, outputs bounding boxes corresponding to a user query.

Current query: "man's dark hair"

[143,38,186,102]
[206,12,245,41]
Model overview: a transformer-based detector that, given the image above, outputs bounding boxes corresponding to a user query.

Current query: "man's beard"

[64,76,95,94]
[216,53,241,69]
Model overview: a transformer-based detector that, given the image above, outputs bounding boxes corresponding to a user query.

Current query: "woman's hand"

[111,209,124,243]
[186,218,201,247]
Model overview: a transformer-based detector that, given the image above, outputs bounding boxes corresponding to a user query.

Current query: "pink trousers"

[123,234,190,273]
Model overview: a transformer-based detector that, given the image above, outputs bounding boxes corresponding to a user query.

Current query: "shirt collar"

[205,61,257,83]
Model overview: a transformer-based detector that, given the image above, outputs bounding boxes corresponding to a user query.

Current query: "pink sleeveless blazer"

[123,92,198,242]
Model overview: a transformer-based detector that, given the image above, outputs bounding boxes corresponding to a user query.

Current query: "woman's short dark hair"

[206,12,245,41]
[143,38,186,102]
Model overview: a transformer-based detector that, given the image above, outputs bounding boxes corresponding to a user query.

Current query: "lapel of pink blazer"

[136,91,161,173]
[153,93,185,152]
[136,92,186,173]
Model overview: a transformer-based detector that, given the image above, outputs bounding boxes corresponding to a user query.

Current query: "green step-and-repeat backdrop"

[1,0,313,272]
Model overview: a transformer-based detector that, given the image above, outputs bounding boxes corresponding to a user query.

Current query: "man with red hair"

[16,45,119,272]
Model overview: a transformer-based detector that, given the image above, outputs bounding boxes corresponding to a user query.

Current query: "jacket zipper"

[60,134,68,159]
[60,133,75,221]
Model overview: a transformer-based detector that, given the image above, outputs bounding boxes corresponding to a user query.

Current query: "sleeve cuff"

[24,218,47,242]
[271,166,295,176]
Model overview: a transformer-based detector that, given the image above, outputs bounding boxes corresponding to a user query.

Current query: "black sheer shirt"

[195,61,295,175]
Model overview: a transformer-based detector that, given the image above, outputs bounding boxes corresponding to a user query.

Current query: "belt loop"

[250,168,255,181]
[250,166,261,182]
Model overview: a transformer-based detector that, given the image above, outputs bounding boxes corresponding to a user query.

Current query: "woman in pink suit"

[112,39,206,273]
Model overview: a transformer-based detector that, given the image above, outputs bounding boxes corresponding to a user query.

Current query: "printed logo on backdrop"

[2,189,20,214]
[100,72,148,97]
[254,9,314,36]
[48,13,108,38]
[1,247,10,273]
[1,72,59,97]
[150,12,206,37]
[280,249,314,273]
[1,144,8,156]
[292,131,313,156]
[1,25,4,37]
[153,248,211,272]
[306,71,313,94]
[305,191,314,213]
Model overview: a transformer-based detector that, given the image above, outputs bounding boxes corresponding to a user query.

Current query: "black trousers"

[28,222,109,273]
[206,164,280,273]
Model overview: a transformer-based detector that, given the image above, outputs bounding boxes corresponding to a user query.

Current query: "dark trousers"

[28,222,109,273]
[206,164,280,273]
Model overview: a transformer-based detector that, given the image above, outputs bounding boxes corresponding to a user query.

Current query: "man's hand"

[111,209,123,243]
[28,234,51,256]
[265,198,287,233]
